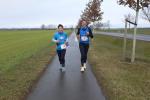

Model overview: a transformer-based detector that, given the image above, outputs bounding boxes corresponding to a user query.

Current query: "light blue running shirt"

[52,32,68,50]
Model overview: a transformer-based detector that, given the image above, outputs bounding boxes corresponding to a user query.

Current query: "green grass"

[88,34,150,100]
[96,28,150,35]
[0,30,51,72]
[0,29,71,100]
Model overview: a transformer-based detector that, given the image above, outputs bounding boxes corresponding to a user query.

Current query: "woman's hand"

[86,32,89,36]
[77,35,80,40]
[56,40,60,43]
[65,42,69,46]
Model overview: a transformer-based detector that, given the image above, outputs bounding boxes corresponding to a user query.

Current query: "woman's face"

[58,27,64,33]
[81,21,87,27]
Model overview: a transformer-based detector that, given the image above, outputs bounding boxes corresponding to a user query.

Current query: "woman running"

[77,20,93,72]
[52,24,68,72]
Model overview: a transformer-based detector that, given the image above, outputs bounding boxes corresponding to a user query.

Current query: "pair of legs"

[57,44,89,72]
[57,49,66,68]
[79,43,89,67]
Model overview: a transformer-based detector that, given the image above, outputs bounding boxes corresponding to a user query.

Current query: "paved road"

[95,32,150,42]
[26,32,105,100]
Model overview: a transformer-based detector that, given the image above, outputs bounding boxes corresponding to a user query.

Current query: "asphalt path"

[26,32,105,100]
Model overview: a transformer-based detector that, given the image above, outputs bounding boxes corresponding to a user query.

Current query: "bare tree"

[106,20,110,29]
[124,13,135,29]
[41,24,46,30]
[117,0,150,62]
[141,5,150,22]
[93,21,103,29]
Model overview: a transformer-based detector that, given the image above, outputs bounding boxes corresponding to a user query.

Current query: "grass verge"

[88,34,150,100]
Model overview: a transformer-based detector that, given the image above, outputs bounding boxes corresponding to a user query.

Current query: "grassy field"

[96,28,150,35]
[88,34,150,100]
[0,29,71,100]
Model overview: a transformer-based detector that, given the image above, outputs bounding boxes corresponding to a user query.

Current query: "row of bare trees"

[41,24,74,29]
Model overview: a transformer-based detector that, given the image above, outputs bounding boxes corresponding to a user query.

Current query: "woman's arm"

[52,38,59,43]
[76,28,80,40]
[52,34,59,43]
[88,27,93,38]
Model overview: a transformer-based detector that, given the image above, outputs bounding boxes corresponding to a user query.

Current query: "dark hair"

[81,19,86,22]
[80,19,89,26]
[58,24,64,28]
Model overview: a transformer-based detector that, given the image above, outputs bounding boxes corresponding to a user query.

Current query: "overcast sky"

[0,0,149,28]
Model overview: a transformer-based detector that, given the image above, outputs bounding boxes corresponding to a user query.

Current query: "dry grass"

[89,34,150,100]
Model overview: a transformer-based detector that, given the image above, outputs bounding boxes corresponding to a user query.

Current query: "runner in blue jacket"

[77,20,93,72]
[52,24,68,72]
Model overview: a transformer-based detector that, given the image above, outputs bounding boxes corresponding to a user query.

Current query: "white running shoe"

[61,67,66,72]
[83,63,87,69]
[80,67,85,72]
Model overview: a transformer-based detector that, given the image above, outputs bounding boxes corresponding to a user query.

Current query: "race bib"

[60,44,67,49]
[81,36,88,41]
